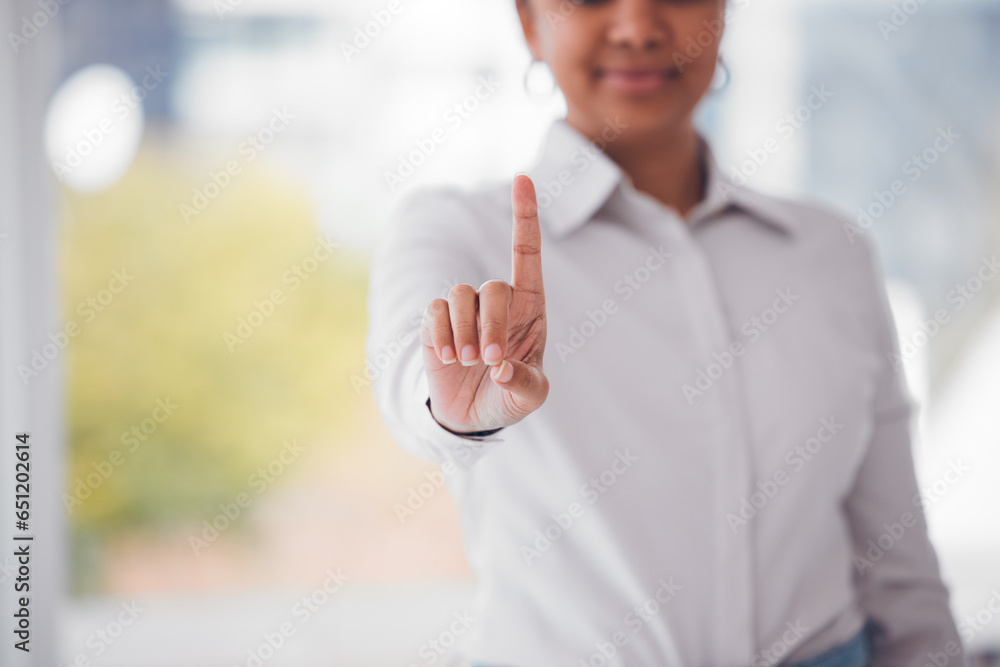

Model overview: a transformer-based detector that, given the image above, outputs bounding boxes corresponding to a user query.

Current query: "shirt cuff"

[411,390,506,469]
[424,397,505,438]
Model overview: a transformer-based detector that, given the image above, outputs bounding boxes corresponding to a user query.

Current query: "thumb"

[490,357,549,406]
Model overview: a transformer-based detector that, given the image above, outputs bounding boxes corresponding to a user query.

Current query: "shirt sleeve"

[842,228,966,664]
[365,187,506,471]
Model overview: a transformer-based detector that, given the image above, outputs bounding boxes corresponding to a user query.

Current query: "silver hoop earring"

[523,57,556,98]
[709,54,730,93]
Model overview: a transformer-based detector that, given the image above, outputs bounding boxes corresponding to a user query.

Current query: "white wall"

[0,1,64,665]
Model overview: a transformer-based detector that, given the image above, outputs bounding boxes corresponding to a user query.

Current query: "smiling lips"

[599,66,681,93]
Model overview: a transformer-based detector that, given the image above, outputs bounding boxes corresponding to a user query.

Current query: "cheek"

[549,32,598,84]
[678,34,721,83]
[675,9,725,58]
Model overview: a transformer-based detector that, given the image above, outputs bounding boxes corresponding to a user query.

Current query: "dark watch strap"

[426,397,504,437]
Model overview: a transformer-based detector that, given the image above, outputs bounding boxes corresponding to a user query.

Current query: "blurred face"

[517,0,726,143]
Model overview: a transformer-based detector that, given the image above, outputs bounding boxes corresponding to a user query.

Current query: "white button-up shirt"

[365,117,964,666]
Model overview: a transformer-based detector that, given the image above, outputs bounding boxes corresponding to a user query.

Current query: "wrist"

[425,397,504,437]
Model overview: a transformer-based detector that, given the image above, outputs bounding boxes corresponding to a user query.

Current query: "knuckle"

[426,298,449,317]
[423,306,447,333]
[452,321,478,337]
[431,319,453,337]
[478,279,510,295]
[448,283,477,300]
[512,242,541,257]
[480,317,504,333]
[479,281,512,310]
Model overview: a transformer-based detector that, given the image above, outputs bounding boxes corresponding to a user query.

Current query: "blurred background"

[0,0,998,664]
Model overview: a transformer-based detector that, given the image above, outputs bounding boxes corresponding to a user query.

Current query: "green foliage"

[62,143,371,567]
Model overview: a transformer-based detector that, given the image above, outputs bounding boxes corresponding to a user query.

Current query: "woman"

[365,0,965,665]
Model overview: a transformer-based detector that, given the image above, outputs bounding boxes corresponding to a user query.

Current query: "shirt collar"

[527,117,798,239]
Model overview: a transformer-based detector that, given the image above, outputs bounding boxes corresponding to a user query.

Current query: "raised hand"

[420,173,550,434]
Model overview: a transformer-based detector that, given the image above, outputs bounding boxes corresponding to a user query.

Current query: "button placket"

[681,225,757,665]
[622,187,757,664]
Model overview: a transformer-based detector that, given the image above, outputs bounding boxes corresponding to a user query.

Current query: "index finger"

[511,172,544,295]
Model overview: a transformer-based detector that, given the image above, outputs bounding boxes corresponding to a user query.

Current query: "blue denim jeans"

[471,622,870,667]
[782,623,870,667]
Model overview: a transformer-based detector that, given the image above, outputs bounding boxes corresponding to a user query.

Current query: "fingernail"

[483,343,502,365]
[493,359,513,383]
[514,171,530,180]
[460,344,478,366]
[441,345,457,364]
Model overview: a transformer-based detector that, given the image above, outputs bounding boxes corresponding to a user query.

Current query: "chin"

[604,101,691,133]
